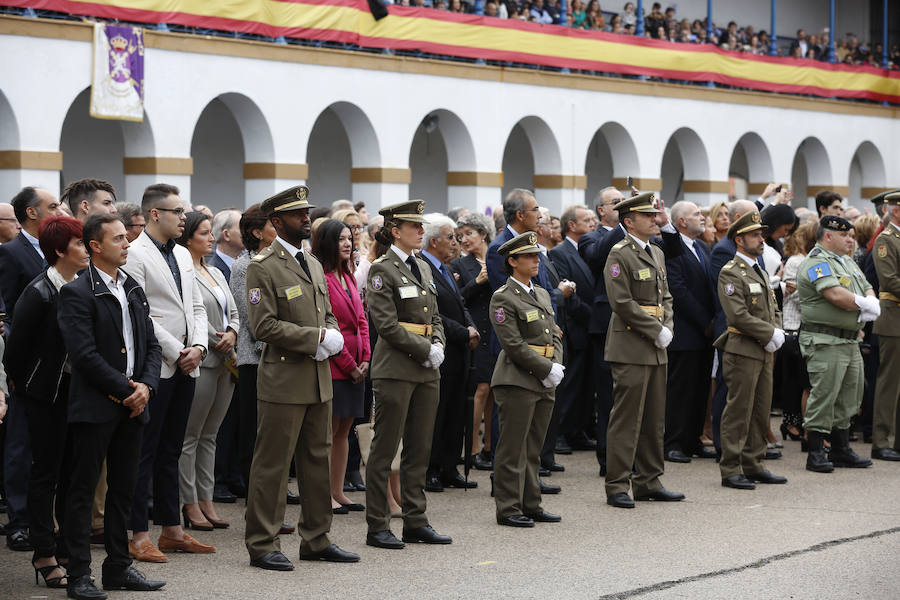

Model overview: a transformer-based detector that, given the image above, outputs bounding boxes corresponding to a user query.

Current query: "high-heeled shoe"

[780,423,803,441]
[182,506,214,531]
[33,558,67,588]
[199,507,229,529]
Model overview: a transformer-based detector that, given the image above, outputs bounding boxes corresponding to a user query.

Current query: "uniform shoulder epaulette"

[252,247,273,262]
[721,259,735,270]
[373,255,387,264]
[808,247,822,257]
[613,238,629,250]
[497,283,508,293]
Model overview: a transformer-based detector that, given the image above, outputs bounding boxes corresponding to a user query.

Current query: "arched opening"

[791,137,832,209]
[729,132,774,200]
[584,122,639,206]
[409,109,476,214]
[660,127,710,205]
[501,116,561,204]
[59,88,126,197]
[848,141,887,208]
[0,89,20,150]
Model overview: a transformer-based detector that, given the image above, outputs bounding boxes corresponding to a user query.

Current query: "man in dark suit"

[208,208,246,503]
[0,186,62,550]
[663,202,717,463]
[59,214,165,599]
[548,205,596,458]
[420,214,479,491]
[579,187,682,474]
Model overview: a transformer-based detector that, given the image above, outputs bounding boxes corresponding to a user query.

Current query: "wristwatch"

[192,344,208,361]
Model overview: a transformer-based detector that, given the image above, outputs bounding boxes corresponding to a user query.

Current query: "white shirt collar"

[510,276,534,294]
[22,229,44,258]
[215,248,236,270]
[565,236,578,249]
[95,266,121,289]
[390,244,411,264]
[275,235,304,263]
[735,251,758,268]
[627,232,649,250]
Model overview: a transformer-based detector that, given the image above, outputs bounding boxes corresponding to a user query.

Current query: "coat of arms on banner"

[90,23,144,121]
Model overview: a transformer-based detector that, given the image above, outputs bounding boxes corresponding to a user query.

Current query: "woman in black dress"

[450,212,496,470]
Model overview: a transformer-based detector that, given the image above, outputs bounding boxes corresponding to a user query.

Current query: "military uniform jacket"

[489,278,563,392]
[246,239,337,404]
[602,237,673,365]
[367,248,445,383]
[714,255,781,360]
[798,243,870,344]
[872,224,900,336]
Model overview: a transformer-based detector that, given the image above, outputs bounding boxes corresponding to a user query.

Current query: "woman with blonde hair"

[707,201,730,246]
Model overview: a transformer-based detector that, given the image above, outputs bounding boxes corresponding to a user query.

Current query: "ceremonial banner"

[9,0,900,105]
[90,22,145,121]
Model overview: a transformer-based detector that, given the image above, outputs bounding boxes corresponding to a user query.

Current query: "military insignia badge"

[839,275,851,287]
[808,262,832,281]
[609,263,621,278]
[248,288,261,304]
[296,187,308,200]
[878,245,888,258]
[725,283,735,296]
[371,275,383,291]
[494,308,506,323]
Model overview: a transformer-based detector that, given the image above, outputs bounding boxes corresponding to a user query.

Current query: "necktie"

[753,264,765,281]
[406,256,422,283]
[439,264,454,287]
[294,251,311,279]
[692,240,706,268]
[529,288,537,300]
[645,245,654,258]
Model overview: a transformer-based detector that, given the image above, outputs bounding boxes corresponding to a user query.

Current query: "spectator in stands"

[645,2,664,37]
[530,0,554,25]
[789,29,808,58]
[449,0,465,13]
[621,1,636,29]
[116,202,146,242]
[606,12,623,33]
[177,211,239,532]
[571,0,586,28]
[485,1,498,16]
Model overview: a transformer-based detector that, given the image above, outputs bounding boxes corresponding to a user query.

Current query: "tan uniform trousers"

[719,351,773,478]
[873,335,900,451]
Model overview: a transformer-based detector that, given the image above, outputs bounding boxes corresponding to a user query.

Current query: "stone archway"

[584,121,640,206]
[660,127,710,205]
[791,137,833,208]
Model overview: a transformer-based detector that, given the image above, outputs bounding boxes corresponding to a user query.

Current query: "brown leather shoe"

[129,539,168,563]
[158,532,216,554]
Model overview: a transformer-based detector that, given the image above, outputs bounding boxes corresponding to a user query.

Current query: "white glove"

[541,363,566,388]
[764,328,785,353]
[654,326,673,349]
[313,345,330,361]
[321,328,344,356]
[422,343,444,370]
[854,295,880,315]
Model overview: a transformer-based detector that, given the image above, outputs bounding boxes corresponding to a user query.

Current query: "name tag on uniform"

[525,309,539,322]
[399,285,418,299]
[638,268,651,280]
[285,285,303,299]
[839,276,851,287]
[747,282,763,294]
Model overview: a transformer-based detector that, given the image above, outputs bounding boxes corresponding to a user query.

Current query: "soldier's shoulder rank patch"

[494,308,506,323]
[724,283,735,296]
[613,238,629,250]
[609,263,621,278]
[807,262,832,281]
[370,275,383,291]
[248,288,261,304]
[878,245,888,258]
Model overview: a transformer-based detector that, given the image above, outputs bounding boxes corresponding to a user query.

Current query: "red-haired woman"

[6,215,89,588]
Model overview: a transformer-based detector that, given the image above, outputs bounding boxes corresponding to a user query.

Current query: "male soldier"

[798,215,878,473]
[244,185,359,570]
[716,212,787,490]
[872,191,900,461]
[602,193,683,509]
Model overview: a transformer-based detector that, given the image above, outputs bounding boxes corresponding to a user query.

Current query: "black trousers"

[65,413,143,579]
[130,372,194,531]
[214,385,242,490]
[558,341,595,439]
[237,364,259,486]
[591,334,614,467]
[24,376,70,558]
[665,348,714,454]
[429,365,467,475]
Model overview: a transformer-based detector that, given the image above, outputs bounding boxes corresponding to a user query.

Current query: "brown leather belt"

[800,322,859,340]
[639,305,664,318]
[879,292,900,304]
[399,322,433,336]
[528,344,555,358]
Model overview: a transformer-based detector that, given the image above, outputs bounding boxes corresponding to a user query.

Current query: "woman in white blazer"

[176,212,239,530]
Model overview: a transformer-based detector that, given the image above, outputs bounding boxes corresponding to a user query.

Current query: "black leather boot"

[806,431,835,473]
[829,428,872,468]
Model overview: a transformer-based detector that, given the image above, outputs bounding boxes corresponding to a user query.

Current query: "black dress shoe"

[524,510,562,522]
[722,474,756,490]
[102,566,165,591]
[691,447,718,459]
[340,502,365,512]
[347,470,366,491]
[598,464,607,477]
[635,488,685,502]
[567,433,597,451]
[228,482,247,498]
[746,470,788,484]
[299,543,360,563]
[539,480,561,494]
[402,525,452,544]
[665,449,692,463]
[343,482,356,493]
[441,471,477,489]
[764,448,782,460]
[7,529,32,551]
[68,574,108,600]
[333,505,349,515]
[212,483,237,504]
[872,448,900,461]
[539,466,551,477]
[424,473,444,493]
[542,461,565,472]
[497,514,535,527]
[366,530,405,549]
[554,436,573,455]
[606,493,635,508]
[250,550,294,571]
[286,490,300,505]
[472,450,493,471]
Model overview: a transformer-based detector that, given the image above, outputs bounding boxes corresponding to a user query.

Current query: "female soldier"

[490,232,564,527]
[364,200,451,549]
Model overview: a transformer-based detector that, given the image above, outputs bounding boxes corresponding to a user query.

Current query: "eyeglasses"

[0,218,17,222]
[156,207,186,216]
[348,225,364,232]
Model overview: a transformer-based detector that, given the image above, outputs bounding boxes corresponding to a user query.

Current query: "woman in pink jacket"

[312,219,371,513]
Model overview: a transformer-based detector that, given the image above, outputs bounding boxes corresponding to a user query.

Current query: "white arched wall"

[791,137,833,209]
[190,98,246,211]
[502,115,565,214]
[849,141,887,208]
[583,121,640,207]
[660,127,711,206]
[730,132,775,200]
[0,88,23,197]
[307,106,353,206]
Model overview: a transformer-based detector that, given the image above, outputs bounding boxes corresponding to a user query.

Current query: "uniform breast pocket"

[631,268,656,299]
[518,309,547,338]
[276,284,308,321]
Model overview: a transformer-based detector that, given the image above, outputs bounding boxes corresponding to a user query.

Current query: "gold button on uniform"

[423,307,428,312]
[280,356,285,361]
[421,290,427,296]
[544,328,550,333]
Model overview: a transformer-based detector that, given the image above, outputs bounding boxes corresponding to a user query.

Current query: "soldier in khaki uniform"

[798,215,878,472]
[871,192,900,462]
[244,186,359,571]
[602,193,683,509]
[715,212,787,490]
[490,232,564,528]
[364,200,451,550]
